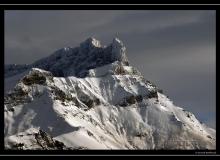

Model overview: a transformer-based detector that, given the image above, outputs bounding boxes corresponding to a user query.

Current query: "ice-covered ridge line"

[5,69,216,149]
[4,68,216,149]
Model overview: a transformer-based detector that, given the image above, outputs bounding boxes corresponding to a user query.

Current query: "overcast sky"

[5,10,216,128]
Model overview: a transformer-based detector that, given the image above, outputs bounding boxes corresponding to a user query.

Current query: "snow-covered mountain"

[4,37,215,150]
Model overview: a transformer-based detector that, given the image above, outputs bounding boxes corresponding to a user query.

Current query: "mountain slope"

[4,38,216,150]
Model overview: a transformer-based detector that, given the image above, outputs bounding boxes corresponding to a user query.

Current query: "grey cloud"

[87,10,214,40]
[119,15,214,53]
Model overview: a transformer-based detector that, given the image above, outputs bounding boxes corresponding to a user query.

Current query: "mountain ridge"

[5,37,129,78]
[4,37,216,150]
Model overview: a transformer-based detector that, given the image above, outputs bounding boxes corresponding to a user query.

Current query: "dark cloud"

[4,10,216,128]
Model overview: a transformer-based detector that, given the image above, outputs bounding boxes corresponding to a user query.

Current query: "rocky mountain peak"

[5,38,130,78]
[111,37,128,65]
[80,37,102,50]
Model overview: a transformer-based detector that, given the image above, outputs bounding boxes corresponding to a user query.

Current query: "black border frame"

[1,4,218,156]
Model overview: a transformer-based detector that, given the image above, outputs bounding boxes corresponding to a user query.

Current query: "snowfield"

[4,38,215,150]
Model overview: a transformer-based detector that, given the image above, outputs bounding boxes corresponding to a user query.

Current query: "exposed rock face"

[34,130,67,150]
[4,38,216,150]
[111,38,129,65]
[5,129,74,150]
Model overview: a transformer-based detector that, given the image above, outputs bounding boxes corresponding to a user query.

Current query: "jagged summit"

[111,38,128,64]
[80,37,123,49]
[80,37,102,49]
[5,37,130,78]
